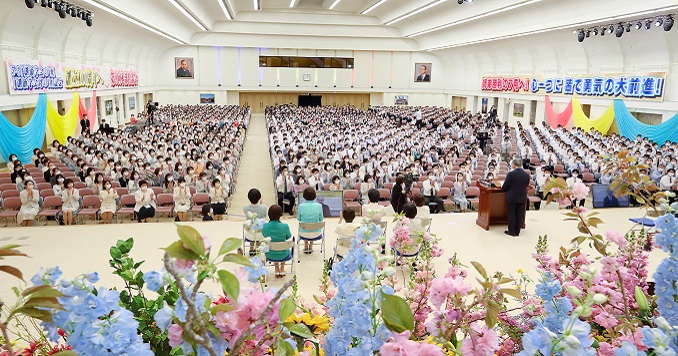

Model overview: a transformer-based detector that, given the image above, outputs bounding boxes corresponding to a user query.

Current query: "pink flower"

[168,324,183,348]
[460,322,500,356]
[429,277,471,309]
[555,197,572,207]
[605,230,627,248]
[550,187,561,194]
[201,234,212,253]
[594,313,619,329]
[574,206,589,214]
[379,330,420,355]
[418,342,446,355]
[172,259,195,274]
[572,182,589,201]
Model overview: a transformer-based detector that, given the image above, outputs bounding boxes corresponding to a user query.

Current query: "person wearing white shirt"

[360,174,376,204]
[659,168,676,193]
[173,178,192,222]
[452,172,470,212]
[61,179,80,226]
[99,181,118,224]
[275,166,295,215]
[422,172,446,213]
[520,144,533,169]
[308,168,325,191]
[209,179,228,221]
[134,180,156,223]
[362,189,386,222]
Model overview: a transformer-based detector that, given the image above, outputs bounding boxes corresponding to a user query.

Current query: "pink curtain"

[545,95,573,128]
[78,90,98,132]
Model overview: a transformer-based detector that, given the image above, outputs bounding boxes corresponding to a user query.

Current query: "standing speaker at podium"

[501,158,530,237]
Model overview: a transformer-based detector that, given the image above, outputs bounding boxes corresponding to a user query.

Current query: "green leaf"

[313,295,324,305]
[217,270,240,301]
[163,241,200,261]
[499,288,523,300]
[222,253,253,267]
[22,285,65,299]
[485,300,500,328]
[118,238,134,255]
[211,303,235,315]
[380,293,414,333]
[219,238,242,256]
[0,247,28,258]
[0,265,24,281]
[279,297,297,321]
[176,224,205,256]
[277,338,295,356]
[14,306,54,323]
[110,246,122,259]
[471,261,488,279]
[287,322,315,339]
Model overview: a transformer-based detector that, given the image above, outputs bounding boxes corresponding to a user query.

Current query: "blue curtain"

[0,94,48,164]
[614,99,678,143]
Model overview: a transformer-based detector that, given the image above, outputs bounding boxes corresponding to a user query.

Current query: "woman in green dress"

[262,204,292,278]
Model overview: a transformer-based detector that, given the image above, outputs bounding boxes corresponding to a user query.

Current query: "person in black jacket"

[391,175,408,214]
[80,114,90,134]
[501,158,530,237]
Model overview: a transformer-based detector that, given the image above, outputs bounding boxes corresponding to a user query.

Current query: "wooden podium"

[475,182,507,230]
[475,181,526,231]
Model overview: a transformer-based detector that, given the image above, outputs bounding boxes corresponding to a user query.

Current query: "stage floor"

[0,207,666,306]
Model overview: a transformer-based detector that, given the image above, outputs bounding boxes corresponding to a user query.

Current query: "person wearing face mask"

[195,172,209,193]
[100,180,118,224]
[18,180,40,226]
[163,174,176,194]
[275,166,295,215]
[209,178,228,221]
[52,174,65,197]
[660,168,677,202]
[173,178,192,222]
[390,175,408,214]
[61,179,81,226]
[134,180,156,223]
[293,176,308,199]
[308,168,324,191]
[93,173,105,195]
[360,174,376,205]
[16,172,32,192]
[422,171,446,213]
[216,169,231,193]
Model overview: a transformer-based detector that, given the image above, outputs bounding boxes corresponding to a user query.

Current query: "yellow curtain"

[572,97,615,134]
[46,92,80,144]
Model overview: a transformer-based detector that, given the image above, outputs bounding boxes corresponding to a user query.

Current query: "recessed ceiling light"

[168,0,207,31]
[253,0,260,11]
[329,0,341,10]
[289,0,298,7]
[386,0,447,25]
[217,0,233,19]
[361,0,387,14]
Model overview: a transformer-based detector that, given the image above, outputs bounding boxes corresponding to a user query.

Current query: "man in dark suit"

[176,59,192,77]
[79,114,90,134]
[415,65,430,82]
[501,158,530,237]
[603,190,620,207]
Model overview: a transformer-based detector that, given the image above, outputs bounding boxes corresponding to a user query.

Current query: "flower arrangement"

[2,155,678,355]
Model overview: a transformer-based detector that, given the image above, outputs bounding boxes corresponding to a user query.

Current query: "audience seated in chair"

[262,204,293,278]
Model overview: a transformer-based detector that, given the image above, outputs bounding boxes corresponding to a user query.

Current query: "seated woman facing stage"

[297,187,324,254]
[134,180,156,223]
[262,204,293,278]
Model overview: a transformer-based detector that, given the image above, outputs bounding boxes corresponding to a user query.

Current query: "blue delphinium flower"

[614,341,647,356]
[554,316,594,356]
[154,301,174,331]
[324,222,388,356]
[518,320,556,356]
[142,270,166,292]
[174,293,207,323]
[31,269,153,355]
[30,266,63,286]
[535,273,572,333]
[244,256,268,283]
[652,214,678,326]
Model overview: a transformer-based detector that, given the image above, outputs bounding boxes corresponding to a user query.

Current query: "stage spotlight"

[645,20,652,29]
[85,12,93,27]
[635,21,642,30]
[615,24,624,37]
[592,28,598,35]
[578,30,585,42]
[655,17,663,27]
[70,7,77,17]
[665,15,674,31]
[585,30,591,38]
[57,3,67,18]
[25,0,35,8]
[40,0,47,6]
[626,24,631,32]
[458,0,463,4]
[601,27,606,36]
[609,24,614,33]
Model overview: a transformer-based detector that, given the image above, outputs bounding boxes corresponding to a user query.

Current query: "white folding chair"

[263,239,296,278]
[297,221,326,263]
[243,224,265,257]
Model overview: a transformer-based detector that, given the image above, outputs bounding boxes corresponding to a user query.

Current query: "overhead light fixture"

[289,0,298,7]
[635,21,642,29]
[217,0,233,19]
[253,0,260,11]
[577,30,585,42]
[361,0,387,14]
[615,23,624,37]
[645,19,652,29]
[79,0,185,43]
[329,0,342,10]
[25,0,35,8]
[386,0,447,25]
[655,17,663,26]
[592,27,598,35]
[168,0,207,31]
[665,15,674,31]
[407,0,542,37]
[600,27,606,35]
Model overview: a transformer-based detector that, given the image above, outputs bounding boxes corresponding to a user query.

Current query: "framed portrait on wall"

[481,98,488,114]
[129,96,135,110]
[514,103,525,117]
[394,95,408,105]
[414,63,432,82]
[105,100,113,115]
[175,57,194,79]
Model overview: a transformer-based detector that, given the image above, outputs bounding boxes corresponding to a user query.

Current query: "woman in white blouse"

[452,172,470,213]
[61,179,80,225]
[134,180,156,223]
[18,180,40,227]
[173,178,192,222]
[209,178,228,221]
[52,174,65,197]
[99,180,118,224]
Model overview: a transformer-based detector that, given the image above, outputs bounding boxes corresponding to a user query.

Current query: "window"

[259,56,354,69]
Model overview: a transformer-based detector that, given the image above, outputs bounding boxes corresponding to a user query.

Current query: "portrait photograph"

[414,62,432,82]
[129,96,135,110]
[175,57,194,79]
[481,98,488,114]
[513,103,525,118]
[105,100,113,115]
